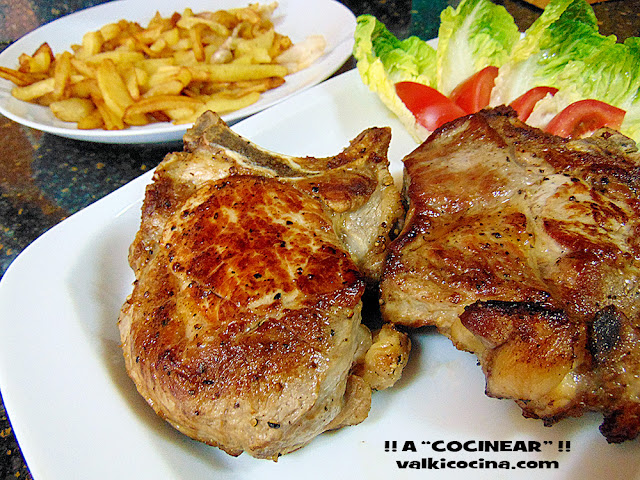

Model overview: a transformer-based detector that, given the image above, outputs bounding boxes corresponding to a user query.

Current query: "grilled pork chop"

[380,106,640,442]
[118,111,409,460]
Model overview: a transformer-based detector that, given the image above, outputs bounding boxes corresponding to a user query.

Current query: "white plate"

[0,0,355,144]
[2,69,640,480]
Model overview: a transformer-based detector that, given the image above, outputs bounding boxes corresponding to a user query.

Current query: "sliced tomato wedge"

[395,81,467,131]
[545,99,626,138]
[449,66,499,114]
[509,86,559,121]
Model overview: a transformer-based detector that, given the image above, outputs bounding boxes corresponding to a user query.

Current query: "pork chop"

[118,111,409,460]
[380,106,640,442]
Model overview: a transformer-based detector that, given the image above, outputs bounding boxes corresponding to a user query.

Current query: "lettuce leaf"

[436,0,519,95]
[557,42,640,108]
[618,38,640,140]
[504,0,595,64]
[490,0,609,105]
[353,14,436,86]
[353,14,436,140]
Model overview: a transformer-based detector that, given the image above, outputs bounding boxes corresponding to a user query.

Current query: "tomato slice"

[544,99,626,138]
[449,66,499,114]
[396,81,467,131]
[509,86,559,121]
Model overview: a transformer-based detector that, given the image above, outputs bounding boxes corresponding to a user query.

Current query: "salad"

[353,0,640,143]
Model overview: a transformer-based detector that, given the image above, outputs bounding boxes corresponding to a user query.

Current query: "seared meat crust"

[130,112,403,282]
[119,112,409,459]
[380,106,640,442]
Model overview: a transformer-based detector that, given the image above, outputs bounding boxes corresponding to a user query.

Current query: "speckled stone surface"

[1,0,639,478]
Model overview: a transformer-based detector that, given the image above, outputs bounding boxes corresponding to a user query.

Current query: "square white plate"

[1,69,640,479]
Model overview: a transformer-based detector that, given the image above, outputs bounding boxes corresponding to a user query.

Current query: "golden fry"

[99,23,122,43]
[161,27,181,48]
[144,79,186,97]
[164,106,199,122]
[200,90,260,113]
[49,97,96,122]
[146,66,192,88]
[18,43,54,74]
[0,66,48,87]
[123,94,203,124]
[70,58,96,78]
[85,51,145,65]
[77,109,104,129]
[96,59,134,117]
[187,76,285,97]
[11,77,55,101]
[79,30,104,59]
[67,77,100,99]
[121,65,141,101]
[189,63,288,82]
[53,51,73,100]
[93,95,125,130]
[189,25,206,63]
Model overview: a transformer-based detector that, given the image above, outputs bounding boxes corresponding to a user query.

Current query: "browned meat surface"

[380,106,640,442]
[118,111,409,460]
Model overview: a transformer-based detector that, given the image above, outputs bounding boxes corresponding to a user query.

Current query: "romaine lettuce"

[490,0,609,105]
[436,0,519,95]
[353,14,437,140]
[353,14,436,87]
[354,0,640,144]
[618,38,640,139]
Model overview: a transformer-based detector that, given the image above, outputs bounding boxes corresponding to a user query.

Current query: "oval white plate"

[0,0,356,143]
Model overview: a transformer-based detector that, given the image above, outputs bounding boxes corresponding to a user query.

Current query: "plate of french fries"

[0,0,356,143]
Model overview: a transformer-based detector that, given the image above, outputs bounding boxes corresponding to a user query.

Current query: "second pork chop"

[381,106,640,442]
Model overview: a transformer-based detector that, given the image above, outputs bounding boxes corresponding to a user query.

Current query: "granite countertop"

[1,0,639,478]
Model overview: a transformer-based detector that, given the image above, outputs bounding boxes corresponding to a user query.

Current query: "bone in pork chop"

[380,106,640,442]
[118,111,409,460]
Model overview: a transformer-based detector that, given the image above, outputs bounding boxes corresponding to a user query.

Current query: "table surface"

[1,0,639,478]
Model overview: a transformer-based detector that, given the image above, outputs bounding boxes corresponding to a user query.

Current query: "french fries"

[0,3,324,130]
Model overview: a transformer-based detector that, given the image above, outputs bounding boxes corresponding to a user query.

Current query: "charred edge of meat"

[600,404,640,444]
[588,305,623,366]
[461,299,563,320]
